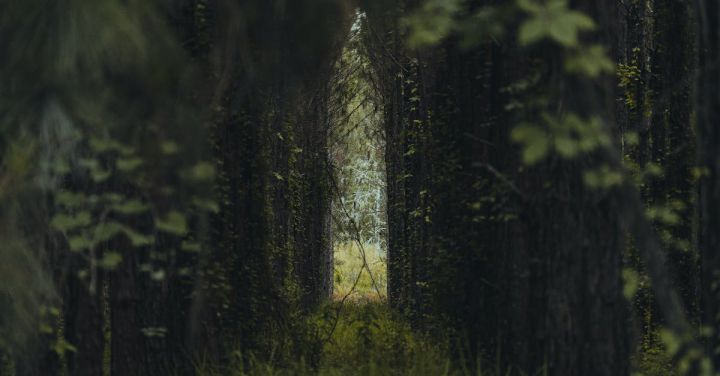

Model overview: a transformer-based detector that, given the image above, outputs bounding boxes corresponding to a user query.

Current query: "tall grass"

[196,302,462,376]
[333,242,386,301]
[192,241,681,376]
[194,303,681,375]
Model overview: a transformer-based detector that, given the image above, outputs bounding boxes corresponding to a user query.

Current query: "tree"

[697,0,720,369]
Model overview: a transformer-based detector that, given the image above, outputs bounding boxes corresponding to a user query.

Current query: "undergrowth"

[333,242,386,301]
[196,301,682,376]
[632,329,680,376]
[196,301,457,376]
[195,242,681,376]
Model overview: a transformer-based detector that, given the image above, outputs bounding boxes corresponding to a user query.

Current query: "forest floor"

[196,243,679,376]
[332,242,387,302]
[196,243,460,375]
[195,303,678,376]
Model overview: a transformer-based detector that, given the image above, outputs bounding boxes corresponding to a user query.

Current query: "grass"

[332,242,386,302]
[313,302,455,376]
[196,301,460,376]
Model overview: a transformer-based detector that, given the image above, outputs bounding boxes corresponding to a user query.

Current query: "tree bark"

[696,0,720,368]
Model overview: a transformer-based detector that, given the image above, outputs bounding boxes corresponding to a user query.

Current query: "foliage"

[0,0,714,375]
[634,343,680,376]
[517,0,595,47]
[403,0,462,47]
[511,113,611,165]
[330,21,387,249]
[48,131,215,293]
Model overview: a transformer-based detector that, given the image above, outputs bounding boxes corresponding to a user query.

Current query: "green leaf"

[624,131,640,146]
[52,338,77,356]
[691,166,711,181]
[79,158,111,183]
[517,0,595,48]
[646,205,680,225]
[103,193,125,203]
[68,235,93,252]
[622,268,639,299]
[583,165,623,189]
[39,323,53,334]
[403,0,461,47]
[89,138,135,156]
[522,137,549,165]
[116,157,143,172]
[156,210,188,235]
[565,45,615,77]
[91,169,111,183]
[518,18,546,46]
[111,199,149,215]
[516,0,542,13]
[546,0,569,12]
[98,252,123,269]
[51,212,92,232]
[160,141,180,155]
[187,162,216,181]
[93,221,124,243]
[89,138,115,153]
[645,162,664,177]
[549,15,578,47]
[549,12,594,47]
[554,136,578,158]
[181,241,201,253]
[192,197,219,213]
[566,11,595,30]
[141,326,168,337]
[151,270,166,281]
[659,329,681,356]
[511,124,549,165]
[121,226,154,247]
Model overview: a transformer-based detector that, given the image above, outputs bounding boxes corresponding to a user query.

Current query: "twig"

[473,162,528,201]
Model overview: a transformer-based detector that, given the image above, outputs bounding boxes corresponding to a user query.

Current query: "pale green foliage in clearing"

[330,18,387,251]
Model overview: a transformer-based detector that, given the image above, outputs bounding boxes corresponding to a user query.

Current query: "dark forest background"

[1,0,720,375]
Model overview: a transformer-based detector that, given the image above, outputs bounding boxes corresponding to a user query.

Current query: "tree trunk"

[696,0,720,368]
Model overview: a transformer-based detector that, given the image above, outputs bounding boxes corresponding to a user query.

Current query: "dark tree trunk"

[65,271,104,376]
[110,247,143,376]
[213,100,276,356]
[528,3,629,374]
[649,0,697,319]
[294,81,336,308]
[696,0,720,368]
